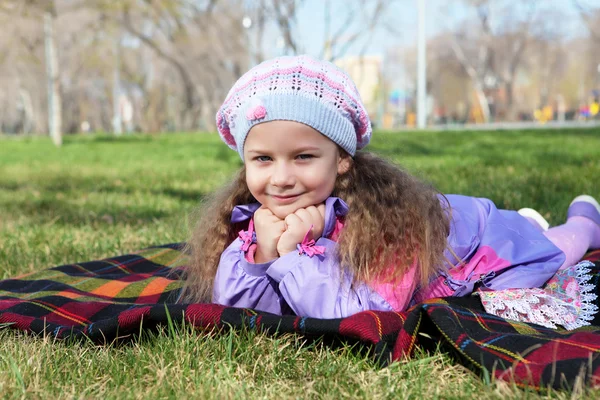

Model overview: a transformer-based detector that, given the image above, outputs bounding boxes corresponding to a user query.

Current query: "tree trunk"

[504,80,517,122]
[474,83,491,123]
[18,88,34,134]
[112,32,122,136]
[44,9,62,146]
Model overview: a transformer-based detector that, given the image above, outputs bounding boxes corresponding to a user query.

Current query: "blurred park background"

[2,0,600,145]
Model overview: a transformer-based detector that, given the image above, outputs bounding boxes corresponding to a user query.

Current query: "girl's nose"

[270,162,296,187]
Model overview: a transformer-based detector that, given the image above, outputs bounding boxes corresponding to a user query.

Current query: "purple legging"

[542,216,600,269]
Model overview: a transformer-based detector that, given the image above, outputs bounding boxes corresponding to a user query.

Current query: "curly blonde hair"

[179,151,450,303]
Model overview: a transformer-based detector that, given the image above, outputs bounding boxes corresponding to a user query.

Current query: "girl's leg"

[543,195,600,269]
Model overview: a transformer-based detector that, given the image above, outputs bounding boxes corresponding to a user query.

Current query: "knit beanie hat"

[216,55,372,160]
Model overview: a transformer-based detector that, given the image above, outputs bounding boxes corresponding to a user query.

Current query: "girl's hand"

[277,204,326,256]
[253,207,286,263]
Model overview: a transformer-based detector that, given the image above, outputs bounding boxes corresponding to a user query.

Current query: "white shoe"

[518,208,550,231]
[568,195,600,226]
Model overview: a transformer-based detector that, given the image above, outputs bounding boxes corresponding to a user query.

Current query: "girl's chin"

[269,204,303,219]
[268,202,315,219]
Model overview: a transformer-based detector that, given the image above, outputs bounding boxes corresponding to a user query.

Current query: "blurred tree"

[441,0,540,122]
[574,0,600,41]
[0,0,63,145]
[387,0,587,124]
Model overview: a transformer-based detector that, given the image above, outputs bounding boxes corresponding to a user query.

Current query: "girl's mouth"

[271,194,301,204]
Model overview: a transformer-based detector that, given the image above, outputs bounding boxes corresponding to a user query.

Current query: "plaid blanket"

[1,244,599,390]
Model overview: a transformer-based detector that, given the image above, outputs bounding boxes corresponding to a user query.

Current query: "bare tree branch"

[573,0,600,40]
[121,5,196,114]
[334,0,387,60]
[272,0,299,54]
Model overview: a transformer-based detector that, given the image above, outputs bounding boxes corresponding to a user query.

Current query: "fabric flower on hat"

[246,100,267,122]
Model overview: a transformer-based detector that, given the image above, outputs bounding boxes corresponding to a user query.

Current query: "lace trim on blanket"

[477,261,598,330]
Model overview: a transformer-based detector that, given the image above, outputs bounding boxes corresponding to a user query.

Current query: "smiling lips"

[270,194,301,204]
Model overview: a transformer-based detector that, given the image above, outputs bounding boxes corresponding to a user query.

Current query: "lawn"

[0,129,599,398]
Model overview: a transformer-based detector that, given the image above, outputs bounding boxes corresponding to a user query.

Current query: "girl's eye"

[296,154,314,160]
[255,156,272,162]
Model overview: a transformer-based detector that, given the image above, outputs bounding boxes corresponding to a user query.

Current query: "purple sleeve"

[212,239,290,315]
[266,238,392,319]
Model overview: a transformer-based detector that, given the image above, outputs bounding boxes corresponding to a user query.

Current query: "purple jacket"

[212,195,566,318]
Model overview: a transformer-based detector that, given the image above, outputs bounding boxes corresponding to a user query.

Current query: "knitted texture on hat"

[216,55,372,159]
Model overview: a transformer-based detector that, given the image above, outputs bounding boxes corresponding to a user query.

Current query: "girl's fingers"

[290,206,324,239]
[255,207,272,220]
[308,207,325,237]
[284,213,302,227]
[274,220,287,232]
[317,203,326,219]
[293,208,312,224]
[305,205,325,229]
[256,207,284,223]
[302,208,318,230]
[305,205,322,222]
[257,205,271,214]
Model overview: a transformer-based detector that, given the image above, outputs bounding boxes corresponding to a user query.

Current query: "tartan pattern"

[1,245,599,390]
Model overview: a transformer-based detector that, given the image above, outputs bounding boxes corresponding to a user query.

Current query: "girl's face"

[243,120,351,220]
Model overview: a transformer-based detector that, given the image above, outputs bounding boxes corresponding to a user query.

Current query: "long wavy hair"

[179,151,450,303]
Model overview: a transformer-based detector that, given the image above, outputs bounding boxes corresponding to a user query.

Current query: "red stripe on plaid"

[117,306,152,331]
[0,299,22,312]
[0,312,35,330]
[339,311,405,344]
[31,300,92,326]
[184,303,225,329]
[585,250,600,263]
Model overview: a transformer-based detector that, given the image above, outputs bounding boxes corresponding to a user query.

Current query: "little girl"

[181,55,600,320]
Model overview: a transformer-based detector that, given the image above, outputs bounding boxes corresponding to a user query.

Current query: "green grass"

[1,129,599,398]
